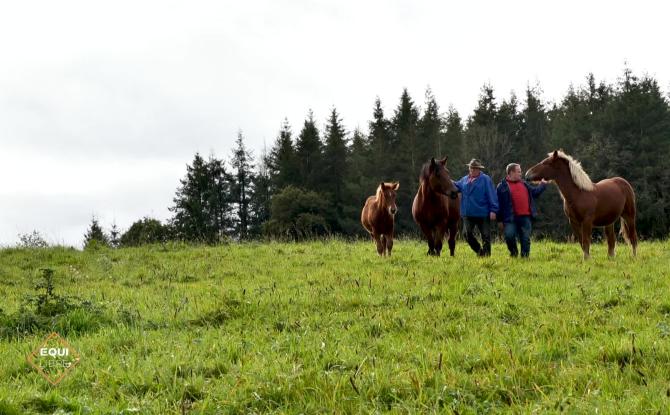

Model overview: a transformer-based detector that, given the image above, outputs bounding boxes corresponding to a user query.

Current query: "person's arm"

[453,177,465,192]
[487,176,499,219]
[529,181,547,198]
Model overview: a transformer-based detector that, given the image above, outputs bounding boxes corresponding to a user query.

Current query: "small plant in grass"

[0,268,110,339]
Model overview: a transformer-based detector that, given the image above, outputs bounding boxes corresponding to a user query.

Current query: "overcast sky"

[1,0,668,247]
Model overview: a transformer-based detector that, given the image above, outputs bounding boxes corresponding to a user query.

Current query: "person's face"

[469,167,481,177]
[507,165,522,182]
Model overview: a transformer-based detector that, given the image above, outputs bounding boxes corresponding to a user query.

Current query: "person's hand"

[490,212,496,221]
[540,179,548,185]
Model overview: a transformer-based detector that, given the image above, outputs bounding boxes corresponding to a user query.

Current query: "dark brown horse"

[412,157,461,256]
[526,150,638,259]
[361,182,400,256]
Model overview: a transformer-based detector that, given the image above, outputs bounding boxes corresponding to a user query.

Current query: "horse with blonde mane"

[361,182,400,256]
[526,150,638,259]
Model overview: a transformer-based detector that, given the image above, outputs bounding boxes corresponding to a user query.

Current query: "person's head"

[506,163,522,182]
[466,159,485,177]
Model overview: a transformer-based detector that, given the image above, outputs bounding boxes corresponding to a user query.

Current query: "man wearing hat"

[454,159,499,257]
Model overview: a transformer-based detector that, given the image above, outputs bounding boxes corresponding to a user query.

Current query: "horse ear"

[439,156,447,166]
[552,150,558,159]
[379,181,385,189]
[392,182,399,190]
[430,157,436,171]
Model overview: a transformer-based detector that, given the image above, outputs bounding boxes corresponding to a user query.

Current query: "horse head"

[426,157,457,197]
[378,182,399,216]
[525,150,564,182]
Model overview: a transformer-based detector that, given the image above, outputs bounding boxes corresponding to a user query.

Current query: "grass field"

[1,239,669,414]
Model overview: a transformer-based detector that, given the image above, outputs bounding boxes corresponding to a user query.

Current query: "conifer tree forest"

[104,69,670,245]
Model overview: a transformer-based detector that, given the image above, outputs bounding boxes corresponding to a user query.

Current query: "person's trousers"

[503,215,532,257]
[463,216,491,256]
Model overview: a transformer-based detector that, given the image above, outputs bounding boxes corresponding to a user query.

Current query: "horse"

[412,157,461,256]
[526,150,638,259]
[361,182,400,256]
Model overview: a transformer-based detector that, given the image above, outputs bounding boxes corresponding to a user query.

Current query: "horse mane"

[553,150,595,191]
[419,162,434,182]
[375,183,385,202]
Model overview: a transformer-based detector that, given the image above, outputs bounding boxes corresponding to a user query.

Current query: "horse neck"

[553,167,583,201]
[419,178,438,200]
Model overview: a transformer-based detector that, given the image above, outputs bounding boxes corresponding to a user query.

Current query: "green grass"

[1,239,669,414]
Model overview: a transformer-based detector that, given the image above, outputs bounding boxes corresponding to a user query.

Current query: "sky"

[1,0,668,247]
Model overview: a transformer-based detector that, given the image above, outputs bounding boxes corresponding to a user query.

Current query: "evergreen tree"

[230,131,254,240]
[170,153,232,243]
[444,106,465,168]
[295,110,323,191]
[322,108,349,230]
[418,86,442,159]
[368,97,393,178]
[250,146,273,237]
[268,119,298,192]
[465,85,510,181]
[343,127,374,235]
[391,88,420,233]
[83,216,110,249]
[109,221,121,248]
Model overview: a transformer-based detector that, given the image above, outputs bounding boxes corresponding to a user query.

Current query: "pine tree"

[268,119,299,192]
[83,216,110,249]
[295,110,323,191]
[322,108,349,230]
[109,221,121,248]
[418,87,442,159]
[368,97,392,178]
[391,88,420,233]
[170,153,232,243]
[519,85,548,167]
[444,106,465,168]
[230,131,254,240]
[250,146,272,237]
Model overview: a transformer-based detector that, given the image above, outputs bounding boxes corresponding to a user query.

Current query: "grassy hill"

[1,239,669,414]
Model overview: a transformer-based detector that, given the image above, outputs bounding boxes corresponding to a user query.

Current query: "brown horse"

[526,150,638,259]
[412,157,461,256]
[361,182,400,256]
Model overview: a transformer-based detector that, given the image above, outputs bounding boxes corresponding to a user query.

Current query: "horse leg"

[605,224,616,257]
[569,219,581,247]
[581,221,593,260]
[373,233,384,256]
[447,221,458,257]
[421,224,436,255]
[621,213,638,257]
[434,226,445,257]
[385,234,393,256]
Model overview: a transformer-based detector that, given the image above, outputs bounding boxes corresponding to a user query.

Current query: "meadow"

[0,239,669,414]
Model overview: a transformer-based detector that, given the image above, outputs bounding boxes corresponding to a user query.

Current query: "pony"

[361,182,400,256]
[526,150,637,259]
[412,157,461,256]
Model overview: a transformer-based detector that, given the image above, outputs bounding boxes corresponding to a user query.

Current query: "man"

[496,163,547,258]
[454,159,499,257]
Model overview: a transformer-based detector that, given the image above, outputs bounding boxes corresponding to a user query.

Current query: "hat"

[466,158,486,169]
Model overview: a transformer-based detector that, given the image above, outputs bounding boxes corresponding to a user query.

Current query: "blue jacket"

[454,173,499,218]
[496,179,547,223]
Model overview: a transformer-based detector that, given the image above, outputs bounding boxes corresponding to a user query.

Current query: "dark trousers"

[504,216,532,257]
[463,216,491,256]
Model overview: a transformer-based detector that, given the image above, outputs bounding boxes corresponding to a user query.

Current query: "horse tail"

[618,178,638,256]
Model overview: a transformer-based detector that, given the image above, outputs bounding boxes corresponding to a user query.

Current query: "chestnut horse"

[361,182,400,256]
[412,157,461,256]
[526,150,638,259]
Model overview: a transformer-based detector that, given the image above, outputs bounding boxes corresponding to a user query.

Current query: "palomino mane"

[553,150,595,191]
[375,182,394,201]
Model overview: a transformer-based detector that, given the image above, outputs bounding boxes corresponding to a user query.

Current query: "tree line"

[84,67,670,248]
